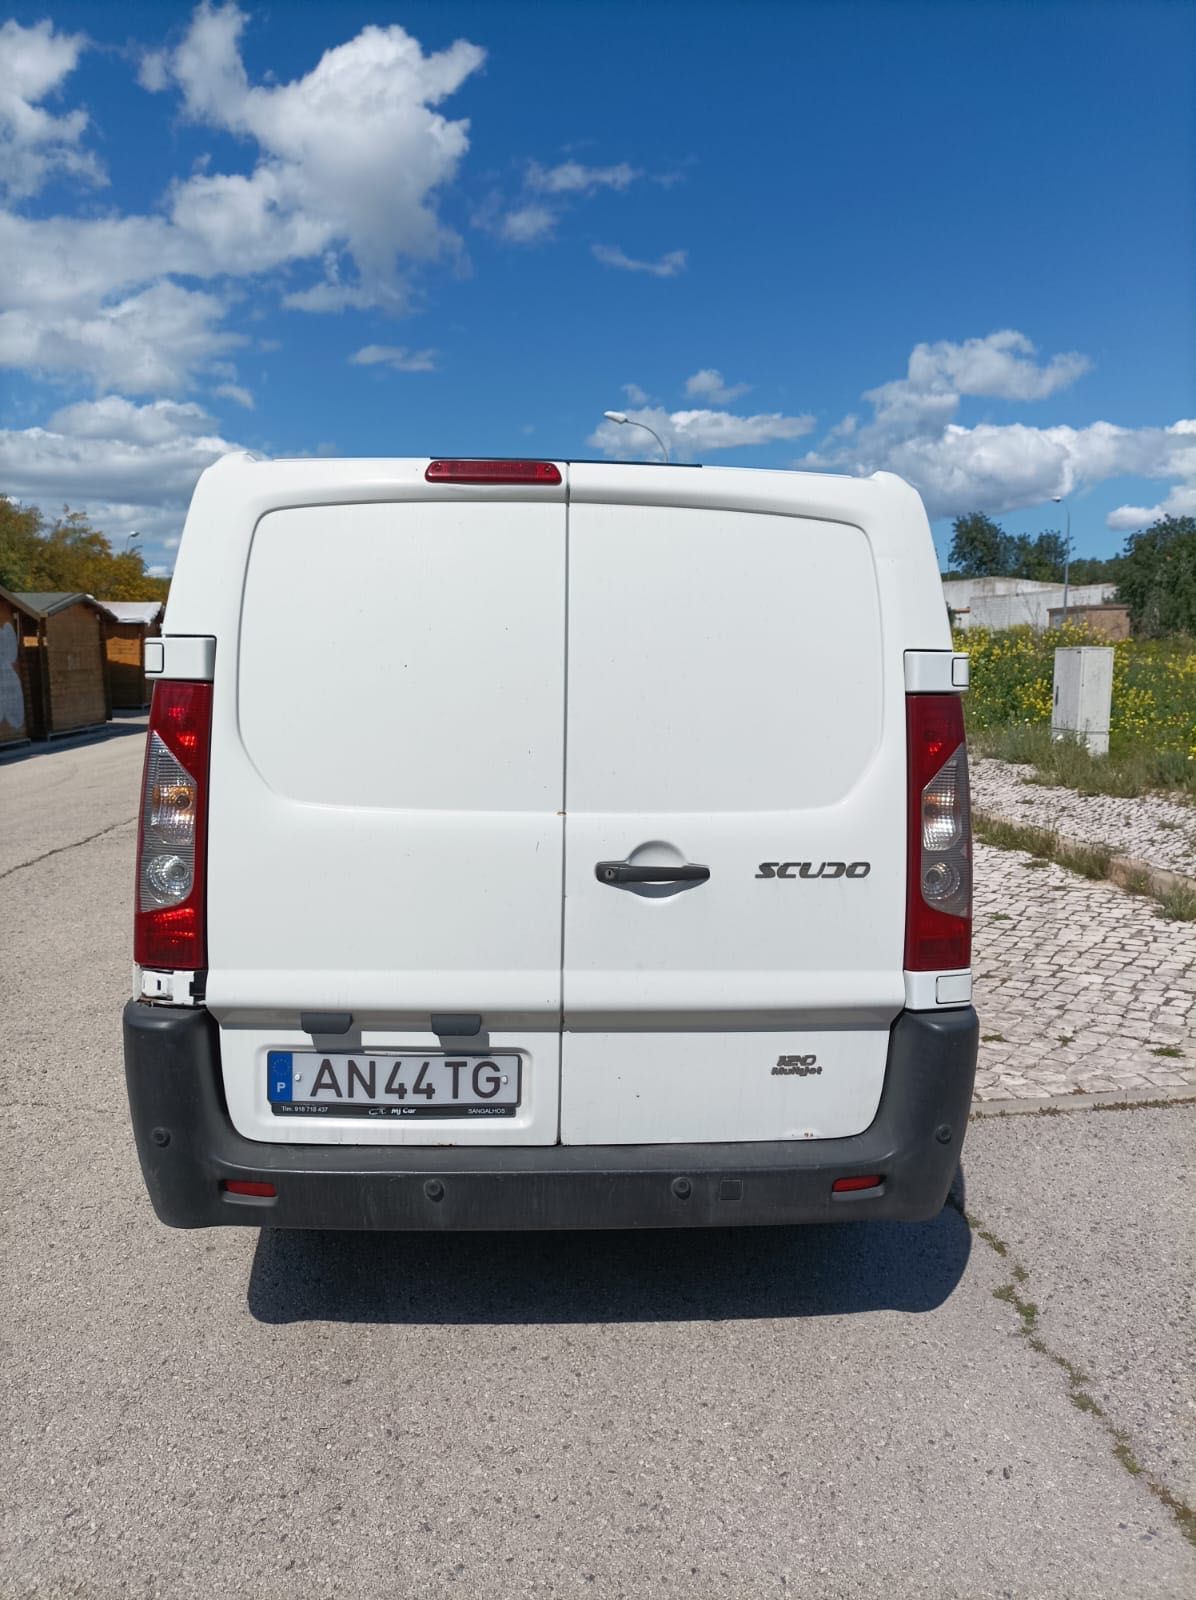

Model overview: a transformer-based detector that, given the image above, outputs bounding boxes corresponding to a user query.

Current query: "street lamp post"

[602,410,670,463]
[1050,497,1071,623]
[125,530,141,551]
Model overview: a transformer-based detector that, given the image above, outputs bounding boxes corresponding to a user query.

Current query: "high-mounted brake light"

[905,693,971,972]
[425,459,562,485]
[134,680,213,971]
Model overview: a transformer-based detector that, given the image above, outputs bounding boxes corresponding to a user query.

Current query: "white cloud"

[589,403,815,460]
[1106,428,1196,529]
[622,382,651,406]
[526,160,639,194]
[488,159,643,245]
[907,330,1089,402]
[0,396,246,564]
[0,6,487,392]
[281,280,379,313]
[136,48,170,93]
[0,395,236,499]
[484,156,648,243]
[0,280,239,394]
[592,244,687,277]
[349,344,438,372]
[0,19,103,199]
[163,4,486,303]
[499,203,557,244]
[214,381,254,408]
[46,395,217,444]
[802,332,1196,523]
[685,368,750,405]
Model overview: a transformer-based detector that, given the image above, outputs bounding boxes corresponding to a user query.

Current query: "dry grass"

[972,722,1196,800]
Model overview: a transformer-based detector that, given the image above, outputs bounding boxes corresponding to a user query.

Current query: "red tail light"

[905,693,971,972]
[134,680,212,971]
[425,459,561,485]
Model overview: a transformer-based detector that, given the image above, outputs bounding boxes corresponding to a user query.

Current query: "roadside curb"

[972,1085,1196,1117]
[1105,852,1196,898]
[973,805,1196,897]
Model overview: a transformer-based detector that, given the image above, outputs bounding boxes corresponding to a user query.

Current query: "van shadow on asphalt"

[246,1171,971,1326]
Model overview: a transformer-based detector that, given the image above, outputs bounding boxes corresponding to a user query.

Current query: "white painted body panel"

[180,468,568,1145]
[560,1029,893,1144]
[158,454,962,1148]
[559,488,905,1142]
[222,1026,557,1147]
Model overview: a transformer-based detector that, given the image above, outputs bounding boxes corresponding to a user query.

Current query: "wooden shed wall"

[41,606,110,733]
[18,618,47,739]
[0,596,33,745]
[105,620,156,708]
[1047,604,1132,641]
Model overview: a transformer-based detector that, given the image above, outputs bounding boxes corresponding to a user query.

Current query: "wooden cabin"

[15,593,111,739]
[0,586,38,747]
[96,600,164,709]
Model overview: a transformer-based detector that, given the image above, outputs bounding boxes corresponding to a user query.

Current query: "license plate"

[267,1051,522,1119]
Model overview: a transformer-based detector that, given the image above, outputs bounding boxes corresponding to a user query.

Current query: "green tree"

[0,498,169,601]
[1115,515,1196,636]
[1069,554,1122,586]
[948,512,1012,575]
[0,498,46,590]
[949,513,1113,586]
[1008,529,1068,581]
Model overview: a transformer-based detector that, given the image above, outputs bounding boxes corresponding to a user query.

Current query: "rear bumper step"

[123,1003,978,1231]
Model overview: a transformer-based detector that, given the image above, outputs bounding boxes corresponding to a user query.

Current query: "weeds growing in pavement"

[1157,882,1196,922]
[973,813,1113,879]
[974,810,1196,923]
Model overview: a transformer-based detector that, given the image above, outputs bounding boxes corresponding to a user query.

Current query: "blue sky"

[1,0,1193,574]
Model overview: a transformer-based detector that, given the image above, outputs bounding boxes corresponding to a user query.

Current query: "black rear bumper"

[122,1003,978,1231]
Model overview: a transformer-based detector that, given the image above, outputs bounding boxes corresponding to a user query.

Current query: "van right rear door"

[559,468,909,1146]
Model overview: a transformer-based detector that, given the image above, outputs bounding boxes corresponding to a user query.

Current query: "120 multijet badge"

[773,1054,822,1076]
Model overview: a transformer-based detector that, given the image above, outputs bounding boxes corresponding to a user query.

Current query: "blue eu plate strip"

[267,1051,293,1103]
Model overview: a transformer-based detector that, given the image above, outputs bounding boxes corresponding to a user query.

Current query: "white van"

[123,455,976,1230]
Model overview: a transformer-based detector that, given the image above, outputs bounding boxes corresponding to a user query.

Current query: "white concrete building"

[943,576,1118,630]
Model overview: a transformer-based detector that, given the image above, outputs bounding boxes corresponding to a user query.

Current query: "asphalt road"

[3,725,1193,1599]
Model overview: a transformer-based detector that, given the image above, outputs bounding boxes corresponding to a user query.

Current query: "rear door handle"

[595,861,711,886]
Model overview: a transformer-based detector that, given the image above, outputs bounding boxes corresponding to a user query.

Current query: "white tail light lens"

[920,744,970,917]
[922,746,967,854]
[140,734,197,906]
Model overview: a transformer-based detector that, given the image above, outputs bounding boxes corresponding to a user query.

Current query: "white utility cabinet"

[1052,646,1114,755]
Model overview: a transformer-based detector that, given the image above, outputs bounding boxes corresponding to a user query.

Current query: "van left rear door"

[205,482,567,1146]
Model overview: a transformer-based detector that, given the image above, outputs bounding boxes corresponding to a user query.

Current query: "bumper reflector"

[222,1180,277,1198]
[832,1175,883,1193]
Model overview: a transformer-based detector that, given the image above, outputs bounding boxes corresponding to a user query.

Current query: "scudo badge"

[755,862,871,879]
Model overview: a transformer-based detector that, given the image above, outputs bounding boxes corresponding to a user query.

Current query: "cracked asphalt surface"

[2,724,1194,1598]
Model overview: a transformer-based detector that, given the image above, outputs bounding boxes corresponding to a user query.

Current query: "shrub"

[960,624,1196,796]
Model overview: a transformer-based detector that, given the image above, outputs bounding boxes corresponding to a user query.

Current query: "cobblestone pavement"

[973,840,1196,1101]
[972,757,1196,878]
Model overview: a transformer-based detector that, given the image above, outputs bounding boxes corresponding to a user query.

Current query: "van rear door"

[204,480,566,1145]
[560,470,906,1145]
